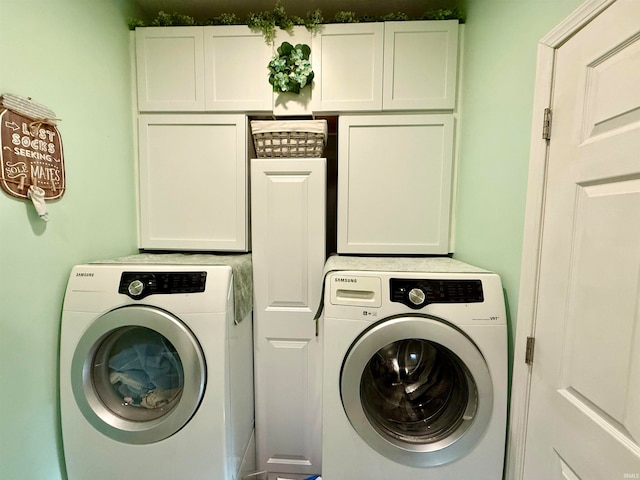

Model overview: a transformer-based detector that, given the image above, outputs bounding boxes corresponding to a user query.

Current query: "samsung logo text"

[334,277,357,283]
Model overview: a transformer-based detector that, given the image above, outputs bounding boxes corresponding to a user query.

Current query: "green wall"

[0,1,139,478]
[453,0,583,347]
[0,0,588,478]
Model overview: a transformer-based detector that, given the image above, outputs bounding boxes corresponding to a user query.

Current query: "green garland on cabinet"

[128,4,465,44]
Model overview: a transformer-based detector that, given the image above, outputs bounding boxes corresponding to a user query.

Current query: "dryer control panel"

[119,272,207,300]
[390,278,484,309]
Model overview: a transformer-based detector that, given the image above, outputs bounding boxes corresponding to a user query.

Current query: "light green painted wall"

[0,1,139,478]
[0,0,591,478]
[454,0,584,349]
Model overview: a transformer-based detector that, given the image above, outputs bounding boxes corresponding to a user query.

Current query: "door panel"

[523,1,640,478]
[565,180,640,423]
[251,159,326,476]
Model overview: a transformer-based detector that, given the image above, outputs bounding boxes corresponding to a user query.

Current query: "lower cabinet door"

[337,113,454,254]
[138,114,248,251]
[251,158,326,477]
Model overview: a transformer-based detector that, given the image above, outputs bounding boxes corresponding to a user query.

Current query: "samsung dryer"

[60,257,254,480]
[321,256,508,480]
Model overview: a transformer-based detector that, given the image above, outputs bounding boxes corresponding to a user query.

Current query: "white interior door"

[522,0,640,478]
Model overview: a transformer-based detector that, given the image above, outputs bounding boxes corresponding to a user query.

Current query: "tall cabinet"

[251,158,326,478]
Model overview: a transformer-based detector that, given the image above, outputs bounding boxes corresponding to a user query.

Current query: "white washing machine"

[321,257,508,480]
[60,257,255,480]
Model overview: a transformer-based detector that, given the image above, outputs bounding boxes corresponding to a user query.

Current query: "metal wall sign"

[0,108,65,199]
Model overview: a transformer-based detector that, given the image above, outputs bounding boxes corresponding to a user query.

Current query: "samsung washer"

[60,256,255,480]
[321,256,508,479]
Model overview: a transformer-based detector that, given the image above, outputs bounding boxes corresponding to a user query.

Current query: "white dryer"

[321,257,507,480]
[60,257,255,480]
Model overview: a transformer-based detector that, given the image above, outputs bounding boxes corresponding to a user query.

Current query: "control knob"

[128,279,145,297]
[408,287,426,307]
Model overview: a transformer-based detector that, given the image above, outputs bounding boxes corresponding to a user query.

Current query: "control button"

[408,287,426,306]
[128,279,145,297]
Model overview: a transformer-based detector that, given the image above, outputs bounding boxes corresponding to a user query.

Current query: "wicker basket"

[251,120,327,158]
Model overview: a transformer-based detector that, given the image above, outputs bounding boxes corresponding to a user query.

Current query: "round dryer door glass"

[360,338,475,445]
[92,326,184,422]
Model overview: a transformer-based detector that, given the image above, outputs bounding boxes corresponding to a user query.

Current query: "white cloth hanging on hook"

[27,185,49,221]
[0,93,58,124]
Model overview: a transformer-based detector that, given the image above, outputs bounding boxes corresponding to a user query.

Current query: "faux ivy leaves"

[268,42,314,94]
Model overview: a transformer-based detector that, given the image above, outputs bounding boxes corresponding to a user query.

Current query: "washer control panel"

[390,278,484,309]
[118,272,207,300]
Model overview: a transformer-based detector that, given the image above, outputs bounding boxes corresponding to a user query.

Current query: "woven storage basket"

[251,120,327,158]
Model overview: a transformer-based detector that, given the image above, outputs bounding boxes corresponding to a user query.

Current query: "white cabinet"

[311,23,384,112]
[337,114,454,254]
[135,27,205,111]
[138,114,248,251]
[204,26,273,111]
[251,158,326,477]
[136,26,273,112]
[311,21,459,113]
[135,21,460,113]
[383,20,459,110]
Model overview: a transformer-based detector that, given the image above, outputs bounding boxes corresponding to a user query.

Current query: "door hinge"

[542,108,552,140]
[525,336,536,365]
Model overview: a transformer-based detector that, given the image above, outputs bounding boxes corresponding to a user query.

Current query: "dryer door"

[341,315,493,467]
[71,305,206,444]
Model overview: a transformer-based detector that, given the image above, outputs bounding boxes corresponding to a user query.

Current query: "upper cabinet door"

[311,23,384,112]
[135,27,205,112]
[383,20,459,110]
[204,26,273,111]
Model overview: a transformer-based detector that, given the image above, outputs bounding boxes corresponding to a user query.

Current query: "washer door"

[71,305,206,444]
[341,315,493,467]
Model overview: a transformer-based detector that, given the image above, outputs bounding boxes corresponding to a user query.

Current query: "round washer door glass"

[361,338,472,444]
[341,315,493,467]
[71,305,206,444]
